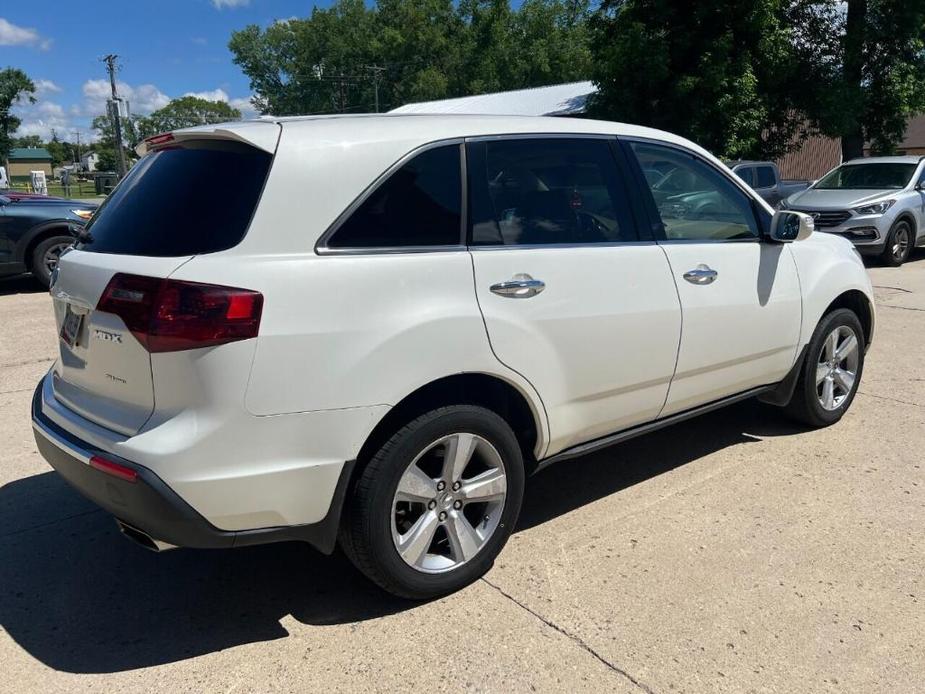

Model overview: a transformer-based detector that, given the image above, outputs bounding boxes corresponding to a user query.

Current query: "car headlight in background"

[854,200,895,215]
[70,209,94,221]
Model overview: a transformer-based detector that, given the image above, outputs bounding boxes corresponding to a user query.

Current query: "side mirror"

[769,210,813,243]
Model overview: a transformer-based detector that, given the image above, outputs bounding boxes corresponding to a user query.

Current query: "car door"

[467,136,682,456]
[623,139,802,416]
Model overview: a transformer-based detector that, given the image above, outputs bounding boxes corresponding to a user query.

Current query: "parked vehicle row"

[32,115,874,599]
[0,194,96,287]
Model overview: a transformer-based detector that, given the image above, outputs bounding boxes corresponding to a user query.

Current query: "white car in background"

[783,156,925,266]
[32,115,874,599]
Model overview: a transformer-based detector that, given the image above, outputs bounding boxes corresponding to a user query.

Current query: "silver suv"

[783,156,925,266]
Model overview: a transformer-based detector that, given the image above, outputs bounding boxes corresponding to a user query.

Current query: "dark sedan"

[0,195,97,287]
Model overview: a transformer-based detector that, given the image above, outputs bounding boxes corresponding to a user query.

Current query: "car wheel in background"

[785,308,865,427]
[30,235,74,288]
[340,405,525,599]
[880,220,913,267]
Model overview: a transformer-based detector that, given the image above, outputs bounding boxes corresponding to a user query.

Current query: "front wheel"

[880,220,913,267]
[30,234,74,288]
[785,308,864,427]
[340,405,525,599]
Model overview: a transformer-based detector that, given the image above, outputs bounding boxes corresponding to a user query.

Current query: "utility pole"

[365,65,386,113]
[101,54,127,177]
[73,130,81,166]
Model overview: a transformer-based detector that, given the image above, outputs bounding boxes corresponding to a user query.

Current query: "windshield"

[78,140,272,256]
[815,163,917,190]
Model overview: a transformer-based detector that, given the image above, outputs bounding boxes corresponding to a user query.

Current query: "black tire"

[340,405,525,599]
[785,308,864,427]
[880,220,913,267]
[29,234,73,288]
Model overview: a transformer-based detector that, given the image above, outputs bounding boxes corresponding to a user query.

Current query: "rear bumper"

[31,382,353,553]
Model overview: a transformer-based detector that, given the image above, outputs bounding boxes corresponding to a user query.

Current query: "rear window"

[78,141,272,256]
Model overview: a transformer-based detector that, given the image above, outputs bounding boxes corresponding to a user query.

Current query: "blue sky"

[1,1,323,142]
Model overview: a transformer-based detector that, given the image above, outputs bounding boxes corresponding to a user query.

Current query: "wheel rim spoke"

[442,433,478,483]
[396,510,440,567]
[395,464,436,503]
[460,467,507,502]
[824,330,838,360]
[815,361,829,385]
[835,334,858,363]
[445,512,481,563]
[822,377,836,410]
[833,368,855,394]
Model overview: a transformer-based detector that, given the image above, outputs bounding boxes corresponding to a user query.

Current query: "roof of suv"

[158,113,710,160]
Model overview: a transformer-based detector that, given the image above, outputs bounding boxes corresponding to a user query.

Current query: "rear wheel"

[340,405,525,599]
[30,234,73,288]
[785,308,864,427]
[880,220,913,267]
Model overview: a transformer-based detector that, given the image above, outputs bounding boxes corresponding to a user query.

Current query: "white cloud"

[33,79,61,96]
[13,101,73,141]
[191,36,208,45]
[211,0,250,8]
[80,79,170,117]
[0,18,52,50]
[185,88,230,102]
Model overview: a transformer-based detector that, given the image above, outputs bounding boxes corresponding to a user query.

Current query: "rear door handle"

[682,264,718,285]
[490,273,545,299]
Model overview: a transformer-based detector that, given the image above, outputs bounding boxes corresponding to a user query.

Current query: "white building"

[80,152,100,173]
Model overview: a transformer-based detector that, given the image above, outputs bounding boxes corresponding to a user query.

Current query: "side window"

[734,167,754,186]
[467,138,636,246]
[630,142,759,241]
[326,144,461,248]
[754,165,776,189]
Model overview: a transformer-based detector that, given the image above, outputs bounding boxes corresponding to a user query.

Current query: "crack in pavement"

[481,576,656,694]
[857,390,924,409]
[872,285,912,293]
[0,357,54,369]
[0,386,34,396]
[879,304,925,312]
[0,508,103,540]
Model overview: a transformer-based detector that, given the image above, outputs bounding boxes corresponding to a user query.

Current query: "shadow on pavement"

[0,399,806,673]
[0,275,44,297]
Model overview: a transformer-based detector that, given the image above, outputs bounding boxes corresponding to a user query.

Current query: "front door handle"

[490,273,545,299]
[682,264,718,285]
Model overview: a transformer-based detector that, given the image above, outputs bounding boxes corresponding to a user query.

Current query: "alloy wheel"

[391,433,507,573]
[43,241,71,274]
[892,226,911,262]
[816,325,860,411]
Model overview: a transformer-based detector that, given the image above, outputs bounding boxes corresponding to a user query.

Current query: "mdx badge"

[94,328,123,344]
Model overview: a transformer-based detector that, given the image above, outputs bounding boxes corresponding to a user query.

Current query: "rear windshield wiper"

[70,223,94,244]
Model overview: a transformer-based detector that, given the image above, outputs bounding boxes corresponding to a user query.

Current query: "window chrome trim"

[465,132,618,143]
[314,137,466,256]
[469,240,658,252]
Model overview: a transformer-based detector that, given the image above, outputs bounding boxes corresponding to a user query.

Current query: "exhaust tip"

[116,520,178,552]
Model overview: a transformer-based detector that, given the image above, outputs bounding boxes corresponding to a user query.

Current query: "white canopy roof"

[389,81,595,117]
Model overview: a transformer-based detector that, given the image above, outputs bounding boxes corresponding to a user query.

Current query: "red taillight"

[145,132,175,147]
[97,273,263,353]
[89,455,138,483]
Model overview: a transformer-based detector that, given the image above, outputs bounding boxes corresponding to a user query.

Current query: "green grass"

[3,180,105,200]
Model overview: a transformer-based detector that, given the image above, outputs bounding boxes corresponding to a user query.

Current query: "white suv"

[32,115,875,599]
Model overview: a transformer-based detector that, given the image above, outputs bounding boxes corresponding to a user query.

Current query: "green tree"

[135,96,242,139]
[826,0,925,158]
[588,0,803,160]
[0,68,36,171]
[229,0,594,115]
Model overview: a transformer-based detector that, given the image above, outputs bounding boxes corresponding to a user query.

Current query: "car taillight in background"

[97,273,263,353]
